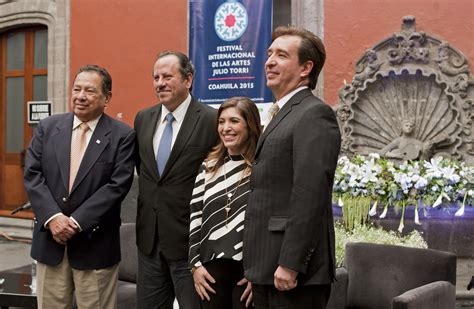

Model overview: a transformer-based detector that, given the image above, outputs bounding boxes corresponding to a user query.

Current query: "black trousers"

[252,283,331,309]
[201,259,252,309]
[137,244,199,309]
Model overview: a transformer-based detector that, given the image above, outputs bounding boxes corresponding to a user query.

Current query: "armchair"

[327,242,456,309]
[117,222,137,309]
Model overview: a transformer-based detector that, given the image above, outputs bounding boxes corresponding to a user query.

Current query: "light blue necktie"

[156,113,175,176]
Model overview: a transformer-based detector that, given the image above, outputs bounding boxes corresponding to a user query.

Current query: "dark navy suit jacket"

[24,112,136,270]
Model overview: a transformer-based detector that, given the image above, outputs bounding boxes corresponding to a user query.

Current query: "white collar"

[160,94,192,124]
[73,114,101,131]
[275,86,308,109]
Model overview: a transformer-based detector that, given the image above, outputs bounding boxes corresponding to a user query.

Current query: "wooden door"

[0,26,47,218]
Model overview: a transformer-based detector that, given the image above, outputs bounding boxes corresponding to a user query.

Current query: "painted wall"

[70,0,188,126]
[71,0,473,115]
[324,0,474,105]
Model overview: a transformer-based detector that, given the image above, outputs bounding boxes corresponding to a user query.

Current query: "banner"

[189,0,273,108]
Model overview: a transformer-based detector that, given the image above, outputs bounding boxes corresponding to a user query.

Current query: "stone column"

[291,0,325,99]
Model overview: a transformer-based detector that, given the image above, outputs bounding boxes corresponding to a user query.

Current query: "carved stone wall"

[336,16,473,163]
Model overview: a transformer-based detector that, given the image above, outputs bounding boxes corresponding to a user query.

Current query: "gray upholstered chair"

[117,222,137,309]
[327,242,456,309]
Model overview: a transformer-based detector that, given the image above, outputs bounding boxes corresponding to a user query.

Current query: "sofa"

[326,242,457,309]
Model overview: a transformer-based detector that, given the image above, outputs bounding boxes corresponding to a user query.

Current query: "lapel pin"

[96,139,101,144]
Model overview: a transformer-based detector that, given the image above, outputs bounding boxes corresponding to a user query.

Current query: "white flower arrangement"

[333,154,474,232]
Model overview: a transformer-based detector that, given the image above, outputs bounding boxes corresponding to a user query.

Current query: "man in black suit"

[134,51,217,308]
[24,65,136,308]
[243,26,341,308]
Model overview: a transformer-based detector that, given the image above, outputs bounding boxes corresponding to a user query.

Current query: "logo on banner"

[214,1,248,41]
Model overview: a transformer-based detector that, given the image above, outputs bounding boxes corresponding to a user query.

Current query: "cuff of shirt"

[70,216,82,232]
[44,213,62,229]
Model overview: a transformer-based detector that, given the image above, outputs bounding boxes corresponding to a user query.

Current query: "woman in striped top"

[189,97,261,308]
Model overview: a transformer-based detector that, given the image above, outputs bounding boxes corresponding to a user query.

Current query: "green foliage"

[341,196,371,231]
[334,222,427,267]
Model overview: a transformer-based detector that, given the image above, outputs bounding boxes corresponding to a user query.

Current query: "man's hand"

[274,265,298,291]
[47,214,78,245]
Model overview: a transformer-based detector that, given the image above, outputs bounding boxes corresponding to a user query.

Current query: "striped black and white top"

[189,155,250,268]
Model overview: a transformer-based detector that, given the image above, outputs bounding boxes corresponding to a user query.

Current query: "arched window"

[0,26,47,216]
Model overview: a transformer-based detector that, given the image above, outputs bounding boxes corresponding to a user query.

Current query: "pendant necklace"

[223,154,248,228]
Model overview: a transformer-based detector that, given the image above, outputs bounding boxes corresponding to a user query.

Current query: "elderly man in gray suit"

[243,26,341,308]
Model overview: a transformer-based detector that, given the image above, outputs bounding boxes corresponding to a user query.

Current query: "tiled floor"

[0,217,32,272]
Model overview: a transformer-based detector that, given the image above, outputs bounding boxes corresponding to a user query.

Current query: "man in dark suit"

[243,26,341,308]
[24,64,136,308]
[134,51,217,308]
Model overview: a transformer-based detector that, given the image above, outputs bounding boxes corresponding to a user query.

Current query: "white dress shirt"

[152,94,192,155]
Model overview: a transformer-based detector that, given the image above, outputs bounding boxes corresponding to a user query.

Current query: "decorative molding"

[387,17,429,65]
[0,0,70,113]
[336,16,473,163]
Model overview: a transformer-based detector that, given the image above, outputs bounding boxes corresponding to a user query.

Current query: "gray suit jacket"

[24,113,136,270]
[134,98,217,260]
[243,88,341,285]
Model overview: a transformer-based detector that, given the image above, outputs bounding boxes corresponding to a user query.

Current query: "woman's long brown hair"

[205,97,262,176]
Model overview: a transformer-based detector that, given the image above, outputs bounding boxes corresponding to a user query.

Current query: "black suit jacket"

[243,88,341,285]
[134,98,217,260]
[24,113,136,270]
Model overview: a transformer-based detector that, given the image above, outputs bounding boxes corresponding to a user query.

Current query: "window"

[0,26,47,215]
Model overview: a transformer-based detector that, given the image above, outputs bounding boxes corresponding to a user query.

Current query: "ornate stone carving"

[336,16,474,163]
[388,16,429,65]
[436,42,470,77]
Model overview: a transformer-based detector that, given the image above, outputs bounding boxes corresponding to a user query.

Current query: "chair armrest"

[326,267,348,309]
[392,281,455,309]
[117,280,137,308]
